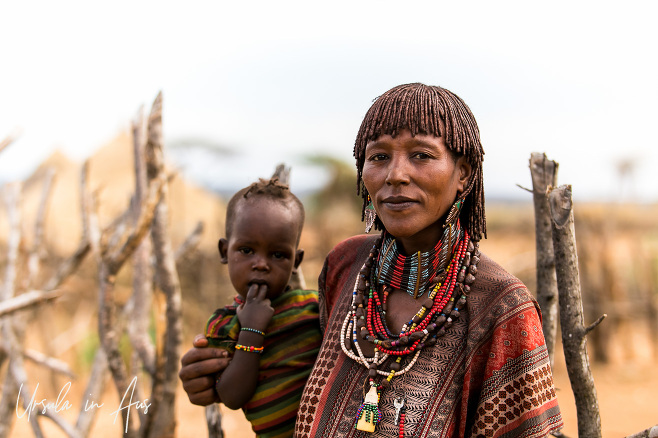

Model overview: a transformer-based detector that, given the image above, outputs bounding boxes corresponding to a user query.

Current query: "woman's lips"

[381,197,417,211]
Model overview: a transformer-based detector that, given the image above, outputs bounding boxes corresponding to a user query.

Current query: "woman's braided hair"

[353,83,486,241]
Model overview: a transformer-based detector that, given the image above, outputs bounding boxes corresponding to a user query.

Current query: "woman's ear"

[456,156,473,195]
[293,249,305,272]
[218,238,229,264]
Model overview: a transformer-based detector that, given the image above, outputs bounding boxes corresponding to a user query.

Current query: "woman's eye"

[412,152,431,160]
[368,153,388,161]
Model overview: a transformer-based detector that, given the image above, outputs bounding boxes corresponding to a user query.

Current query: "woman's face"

[362,129,471,254]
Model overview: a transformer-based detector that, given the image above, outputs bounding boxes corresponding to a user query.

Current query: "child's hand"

[237,283,274,332]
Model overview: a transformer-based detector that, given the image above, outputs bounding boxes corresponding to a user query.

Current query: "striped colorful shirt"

[205,288,321,438]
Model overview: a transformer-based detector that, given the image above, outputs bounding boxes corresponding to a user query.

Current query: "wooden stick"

[270,163,306,290]
[23,348,77,379]
[626,425,658,438]
[97,171,164,437]
[529,152,560,368]
[142,91,182,438]
[0,182,29,438]
[1,182,21,301]
[80,161,101,259]
[0,130,20,155]
[128,106,156,377]
[174,221,204,261]
[0,289,61,317]
[205,404,224,438]
[548,184,603,438]
[75,348,107,437]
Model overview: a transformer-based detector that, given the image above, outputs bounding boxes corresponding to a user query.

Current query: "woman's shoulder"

[326,234,379,265]
[468,251,538,320]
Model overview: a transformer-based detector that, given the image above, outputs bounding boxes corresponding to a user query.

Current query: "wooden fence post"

[529,152,560,368]
[548,184,604,438]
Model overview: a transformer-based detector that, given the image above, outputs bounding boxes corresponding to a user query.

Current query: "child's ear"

[293,249,304,271]
[218,238,229,264]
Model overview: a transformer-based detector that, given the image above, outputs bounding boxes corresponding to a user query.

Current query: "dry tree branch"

[548,184,603,438]
[75,348,107,438]
[584,314,607,335]
[1,172,90,438]
[141,91,183,438]
[0,129,20,155]
[529,152,560,368]
[104,174,164,273]
[0,343,75,379]
[0,289,61,317]
[3,330,45,438]
[205,404,224,438]
[0,182,36,438]
[96,106,167,435]
[23,348,76,379]
[626,425,658,438]
[42,242,91,292]
[81,161,101,259]
[97,173,164,438]
[1,183,21,301]
[128,107,156,378]
[271,163,306,290]
[174,221,204,261]
[21,168,55,293]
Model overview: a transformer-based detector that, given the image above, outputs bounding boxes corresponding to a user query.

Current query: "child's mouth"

[248,280,268,287]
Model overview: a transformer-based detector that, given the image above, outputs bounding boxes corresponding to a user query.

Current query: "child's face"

[218,198,303,299]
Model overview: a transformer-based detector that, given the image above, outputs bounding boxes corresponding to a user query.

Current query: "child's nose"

[252,255,270,271]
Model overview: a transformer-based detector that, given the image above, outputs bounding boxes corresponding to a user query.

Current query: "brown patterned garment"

[295,235,563,438]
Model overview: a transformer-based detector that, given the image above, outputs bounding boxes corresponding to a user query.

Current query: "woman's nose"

[385,155,411,186]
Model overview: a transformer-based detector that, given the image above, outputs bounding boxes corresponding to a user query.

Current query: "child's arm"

[215,283,273,410]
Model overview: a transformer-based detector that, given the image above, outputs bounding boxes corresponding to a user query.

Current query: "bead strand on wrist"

[235,344,264,354]
[240,327,265,336]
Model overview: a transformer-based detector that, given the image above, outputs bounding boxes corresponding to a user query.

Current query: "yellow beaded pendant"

[356,384,380,432]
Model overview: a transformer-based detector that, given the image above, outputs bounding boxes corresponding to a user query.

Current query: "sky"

[1,1,657,202]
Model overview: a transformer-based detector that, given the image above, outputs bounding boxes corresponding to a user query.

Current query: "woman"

[180,83,563,437]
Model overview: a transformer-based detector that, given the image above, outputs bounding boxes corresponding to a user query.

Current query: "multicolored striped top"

[205,288,322,438]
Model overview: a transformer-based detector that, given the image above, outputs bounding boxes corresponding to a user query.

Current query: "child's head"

[218,178,305,299]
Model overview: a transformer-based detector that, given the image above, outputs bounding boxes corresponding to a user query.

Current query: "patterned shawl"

[295,235,562,438]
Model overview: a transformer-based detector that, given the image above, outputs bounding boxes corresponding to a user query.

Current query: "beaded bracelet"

[240,327,265,336]
[235,344,264,354]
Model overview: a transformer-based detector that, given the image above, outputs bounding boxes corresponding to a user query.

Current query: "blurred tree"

[303,154,363,259]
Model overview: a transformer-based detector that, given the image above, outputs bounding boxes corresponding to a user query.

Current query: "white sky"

[1,1,657,201]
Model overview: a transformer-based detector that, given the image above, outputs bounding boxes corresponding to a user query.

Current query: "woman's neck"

[393,229,443,255]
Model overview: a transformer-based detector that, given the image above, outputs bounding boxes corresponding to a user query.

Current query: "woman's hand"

[236,283,274,332]
[179,334,232,406]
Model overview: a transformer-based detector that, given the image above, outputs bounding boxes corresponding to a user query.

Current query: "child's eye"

[272,252,285,260]
[238,247,253,255]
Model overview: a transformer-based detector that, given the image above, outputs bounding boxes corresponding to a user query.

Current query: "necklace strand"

[340,227,480,435]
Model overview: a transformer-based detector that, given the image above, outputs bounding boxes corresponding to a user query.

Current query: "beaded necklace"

[340,226,480,435]
[375,223,463,299]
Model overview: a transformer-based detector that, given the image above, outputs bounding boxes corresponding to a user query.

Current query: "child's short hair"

[225,177,305,244]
